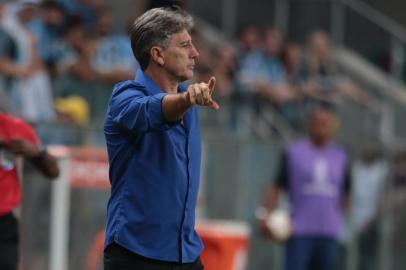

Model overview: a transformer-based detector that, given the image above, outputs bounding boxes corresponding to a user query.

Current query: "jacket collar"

[134,69,163,95]
[134,69,188,95]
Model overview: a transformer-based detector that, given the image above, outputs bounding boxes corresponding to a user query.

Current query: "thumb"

[207,76,216,94]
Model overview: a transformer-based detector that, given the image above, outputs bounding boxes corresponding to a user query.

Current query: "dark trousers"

[104,243,204,270]
[0,212,19,270]
[284,236,339,270]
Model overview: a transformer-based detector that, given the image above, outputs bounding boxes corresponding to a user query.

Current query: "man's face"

[309,109,336,144]
[66,26,86,47]
[240,27,260,50]
[310,32,330,58]
[285,44,302,67]
[160,30,199,81]
[19,4,38,23]
[96,13,112,36]
[264,29,282,57]
[43,7,64,27]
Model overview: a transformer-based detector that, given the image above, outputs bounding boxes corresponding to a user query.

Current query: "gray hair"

[130,7,194,70]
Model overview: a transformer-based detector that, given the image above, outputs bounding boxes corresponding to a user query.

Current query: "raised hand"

[183,76,220,110]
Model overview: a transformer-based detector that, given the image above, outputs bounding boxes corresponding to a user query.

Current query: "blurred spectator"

[53,17,94,81]
[255,28,286,91]
[350,145,388,270]
[303,31,373,108]
[0,108,59,270]
[212,42,237,98]
[91,7,137,121]
[281,42,306,93]
[90,7,136,83]
[303,30,339,104]
[238,28,298,105]
[258,107,351,270]
[0,0,56,123]
[55,10,136,84]
[279,42,307,129]
[53,9,135,123]
[53,17,108,122]
[28,0,66,74]
[237,27,306,131]
[235,25,263,97]
[236,25,264,88]
[236,25,262,59]
[56,0,102,32]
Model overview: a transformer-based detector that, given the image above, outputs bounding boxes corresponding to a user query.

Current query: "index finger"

[207,76,216,95]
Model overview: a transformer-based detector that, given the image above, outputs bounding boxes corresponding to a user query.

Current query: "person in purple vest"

[258,106,351,270]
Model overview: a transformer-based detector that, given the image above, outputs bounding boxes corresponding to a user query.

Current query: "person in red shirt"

[0,111,59,270]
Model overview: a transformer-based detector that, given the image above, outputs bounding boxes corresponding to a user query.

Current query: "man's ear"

[150,46,164,66]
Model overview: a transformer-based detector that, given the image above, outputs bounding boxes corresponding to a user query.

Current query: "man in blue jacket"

[103,6,219,270]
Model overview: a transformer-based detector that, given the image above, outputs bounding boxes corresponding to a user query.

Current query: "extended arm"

[257,153,288,239]
[8,139,59,179]
[111,77,219,132]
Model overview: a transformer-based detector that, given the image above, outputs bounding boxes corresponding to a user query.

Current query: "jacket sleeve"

[109,88,178,133]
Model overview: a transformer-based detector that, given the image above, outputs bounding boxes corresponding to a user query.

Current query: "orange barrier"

[86,230,105,270]
[197,220,250,270]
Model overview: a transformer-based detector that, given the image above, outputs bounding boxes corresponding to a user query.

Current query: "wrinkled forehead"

[169,29,192,43]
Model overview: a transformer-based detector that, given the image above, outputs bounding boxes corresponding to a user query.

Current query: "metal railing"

[338,0,406,79]
[272,0,406,80]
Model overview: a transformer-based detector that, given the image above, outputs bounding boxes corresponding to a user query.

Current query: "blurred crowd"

[193,25,379,132]
[0,0,379,133]
[0,0,137,125]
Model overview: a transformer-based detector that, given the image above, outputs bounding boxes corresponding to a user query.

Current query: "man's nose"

[191,44,199,58]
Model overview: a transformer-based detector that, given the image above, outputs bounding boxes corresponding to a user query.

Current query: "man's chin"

[179,72,194,82]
